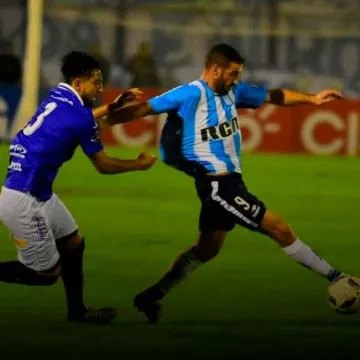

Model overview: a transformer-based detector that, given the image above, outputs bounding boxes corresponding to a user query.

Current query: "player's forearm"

[93,105,111,131]
[93,88,144,122]
[106,102,154,126]
[267,88,314,106]
[92,104,140,129]
[93,105,109,120]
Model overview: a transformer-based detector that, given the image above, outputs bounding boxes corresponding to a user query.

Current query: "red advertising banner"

[102,89,360,156]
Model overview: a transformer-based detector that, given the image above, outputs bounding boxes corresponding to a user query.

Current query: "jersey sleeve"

[149,84,198,113]
[78,108,104,157]
[233,82,268,109]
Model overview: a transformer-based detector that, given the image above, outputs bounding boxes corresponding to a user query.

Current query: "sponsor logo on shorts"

[32,215,50,241]
[11,235,28,249]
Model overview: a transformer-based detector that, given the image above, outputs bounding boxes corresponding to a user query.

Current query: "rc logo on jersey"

[200,117,239,141]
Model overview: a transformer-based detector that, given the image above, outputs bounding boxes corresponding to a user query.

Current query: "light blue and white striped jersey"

[149,80,267,177]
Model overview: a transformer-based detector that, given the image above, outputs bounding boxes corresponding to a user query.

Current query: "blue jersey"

[4,83,103,201]
[149,80,267,176]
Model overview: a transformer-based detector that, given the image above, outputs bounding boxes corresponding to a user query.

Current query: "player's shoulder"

[72,106,95,130]
[232,81,249,91]
[48,84,86,112]
[162,82,201,98]
[45,88,79,117]
[188,81,205,97]
[232,81,267,92]
[45,86,92,128]
[174,82,202,101]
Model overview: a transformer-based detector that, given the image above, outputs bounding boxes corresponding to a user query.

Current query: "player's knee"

[51,263,61,278]
[270,220,295,246]
[193,245,220,262]
[37,263,61,285]
[194,232,226,262]
[68,234,84,252]
[41,273,59,285]
[56,230,84,254]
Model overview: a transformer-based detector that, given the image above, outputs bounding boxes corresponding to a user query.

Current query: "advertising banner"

[102,89,360,156]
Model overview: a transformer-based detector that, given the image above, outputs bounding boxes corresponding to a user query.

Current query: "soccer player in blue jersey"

[108,43,348,323]
[0,51,156,323]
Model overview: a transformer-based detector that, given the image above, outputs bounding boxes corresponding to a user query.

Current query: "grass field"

[1,144,360,359]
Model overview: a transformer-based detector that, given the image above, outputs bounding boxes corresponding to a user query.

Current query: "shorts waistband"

[198,172,243,181]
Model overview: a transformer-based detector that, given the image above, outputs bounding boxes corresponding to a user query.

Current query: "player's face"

[216,62,243,95]
[76,70,104,107]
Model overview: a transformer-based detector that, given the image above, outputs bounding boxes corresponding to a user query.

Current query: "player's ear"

[212,64,222,79]
[72,78,81,92]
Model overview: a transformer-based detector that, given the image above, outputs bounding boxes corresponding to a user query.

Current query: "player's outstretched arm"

[266,88,344,106]
[106,102,156,126]
[92,88,144,127]
[96,101,155,130]
[89,150,157,174]
[97,83,193,126]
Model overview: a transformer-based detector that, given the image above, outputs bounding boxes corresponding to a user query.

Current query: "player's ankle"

[67,304,87,318]
[327,269,343,283]
[147,286,165,301]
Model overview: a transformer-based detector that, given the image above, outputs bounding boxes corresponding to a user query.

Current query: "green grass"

[0,145,360,359]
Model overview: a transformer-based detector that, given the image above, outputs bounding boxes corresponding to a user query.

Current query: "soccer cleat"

[134,291,162,324]
[68,307,117,324]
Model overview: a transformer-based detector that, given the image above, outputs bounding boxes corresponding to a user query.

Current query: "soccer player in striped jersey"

[109,43,345,323]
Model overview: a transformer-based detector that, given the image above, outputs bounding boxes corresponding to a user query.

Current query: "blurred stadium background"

[0,1,360,359]
[1,0,360,153]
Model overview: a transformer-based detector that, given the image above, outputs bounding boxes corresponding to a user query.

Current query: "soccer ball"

[328,275,360,314]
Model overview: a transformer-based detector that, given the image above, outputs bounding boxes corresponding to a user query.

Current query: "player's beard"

[215,78,230,95]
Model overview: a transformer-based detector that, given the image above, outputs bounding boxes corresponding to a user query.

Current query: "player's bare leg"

[259,209,342,282]
[134,231,227,323]
[56,230,117,324]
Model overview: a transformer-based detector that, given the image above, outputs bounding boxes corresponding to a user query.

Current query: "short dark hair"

[61,51,101,83]
[205,43,245,69]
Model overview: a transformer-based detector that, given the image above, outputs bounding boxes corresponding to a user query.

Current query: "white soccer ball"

[328,275,360,314]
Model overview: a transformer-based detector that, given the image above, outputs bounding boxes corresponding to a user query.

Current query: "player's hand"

[312,89,344,105]
[108,88,143,113]
[136,152,157,171]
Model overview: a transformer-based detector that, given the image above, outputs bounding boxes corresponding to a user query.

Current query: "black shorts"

[195,173,267,232]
